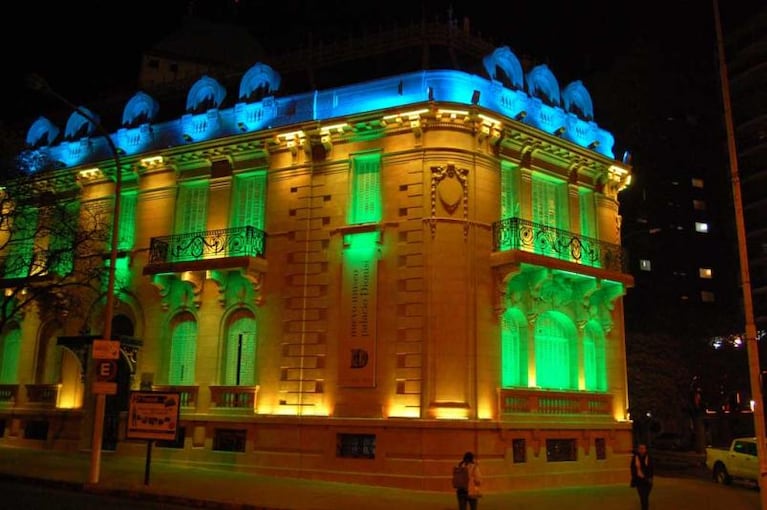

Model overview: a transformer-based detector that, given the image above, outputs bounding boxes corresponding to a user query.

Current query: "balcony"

[209,385,260,413]
[491,217,632,285]
[25,384,60,407]
[144,226,266,276]
[151,385,198,410]
[498,387,613,419]
[0,384,19,407]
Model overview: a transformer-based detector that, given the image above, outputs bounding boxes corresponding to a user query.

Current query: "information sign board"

[127,391,181,441]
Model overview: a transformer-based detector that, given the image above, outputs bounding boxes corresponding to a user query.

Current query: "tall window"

[0,327,21,383]
[230,171,267,230]
[501,308,527,387]
[532,174,567,258]
[48,201,79,276]
[349,153,382,225]
[224,315,257,385]
[583,321,607,391]
[118,191,138,251]
[5,207,38,278]
[534,311,576,390]
[175,181,208,235]
[169,314,197,385]
[172,181,208,262]
[500,161,520,219]
[579,189,596,239]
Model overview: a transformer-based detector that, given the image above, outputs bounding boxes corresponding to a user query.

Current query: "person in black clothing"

[630,443,653,510]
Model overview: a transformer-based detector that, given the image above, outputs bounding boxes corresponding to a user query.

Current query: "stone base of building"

[0,410,633,492]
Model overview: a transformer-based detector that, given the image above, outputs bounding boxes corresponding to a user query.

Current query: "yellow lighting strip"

[320,123,348,134]
[437,108,469,119]
[140,155,164,167]
[78,167,103,179]
[382,108,429,123]
[478,114,502,127]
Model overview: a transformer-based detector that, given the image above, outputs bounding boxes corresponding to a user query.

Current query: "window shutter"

[0,328,21,383]
[350,154,382,224]
[226,317,257,385]
[118,191,138,250]
[175,183,208,234]
[169,319,197,385]
[231,172,267,230]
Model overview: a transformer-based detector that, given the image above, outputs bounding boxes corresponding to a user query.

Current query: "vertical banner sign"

[339,251,377,387]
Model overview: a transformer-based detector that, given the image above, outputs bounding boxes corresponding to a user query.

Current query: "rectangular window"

[701,291,715,303]
[579,189,597,239]
[500,161,520,219]
[512,438,527,463]
[692,178,704,188]
[157,427,186,449]
[595,438,606,460]
[213,428,246,452]
[532,174,568,258]
[230,171,267,230]
[695,222,709,233]
[118,191,138,250]
[692,200,706,210]
[640,259,652,271]
[336,433,376,459]
[699,267,713,279]
[23,420,49,440]
[49,201,80,276]
[532,174,567,229]
[349,153,382,225]
[175,181,209,234]
[5,207,39,279]
[546,439,577,462]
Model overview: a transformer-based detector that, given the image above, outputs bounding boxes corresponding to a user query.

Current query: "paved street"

[0,446,760,510]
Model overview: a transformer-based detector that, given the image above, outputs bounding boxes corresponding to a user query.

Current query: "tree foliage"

[0,155,112,334]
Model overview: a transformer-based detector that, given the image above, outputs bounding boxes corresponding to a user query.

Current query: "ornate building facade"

[0,41,633,491]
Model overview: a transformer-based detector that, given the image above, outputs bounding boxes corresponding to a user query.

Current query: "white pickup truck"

[705,437,759,485]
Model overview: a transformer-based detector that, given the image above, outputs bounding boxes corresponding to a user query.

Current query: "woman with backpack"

[455,451,482,510]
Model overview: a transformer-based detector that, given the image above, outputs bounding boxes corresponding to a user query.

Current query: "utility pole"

[27,74,123,485]
[712,1,767,506]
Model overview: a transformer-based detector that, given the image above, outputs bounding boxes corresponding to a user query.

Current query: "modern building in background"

[0,20,634,491]
[728,7,767,330]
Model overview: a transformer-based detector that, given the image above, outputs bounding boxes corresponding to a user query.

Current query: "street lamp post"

[712,2,767,507]
[27,74,122,485]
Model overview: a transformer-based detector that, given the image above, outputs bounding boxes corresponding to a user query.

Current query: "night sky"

[2,0,763,145]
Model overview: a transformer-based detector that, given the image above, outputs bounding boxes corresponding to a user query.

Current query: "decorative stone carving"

[430,164,469,238]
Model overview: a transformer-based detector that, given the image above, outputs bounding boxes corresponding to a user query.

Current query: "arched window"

[224,314,257,386]
[169,314,197,385]
[501,308,527,387]
[534,311,577,390]
[583,321,607,391]
[0,327,21,383]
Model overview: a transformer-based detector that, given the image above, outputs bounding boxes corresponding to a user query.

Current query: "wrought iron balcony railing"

[492,217,626,273]
[148,226,266,265]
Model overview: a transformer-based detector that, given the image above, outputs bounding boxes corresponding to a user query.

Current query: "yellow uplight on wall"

[78,167,103,180]
[140,155,164,167]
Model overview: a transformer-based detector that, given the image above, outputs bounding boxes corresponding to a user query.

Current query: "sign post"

[92,340,119,396]
[127,391,181,485]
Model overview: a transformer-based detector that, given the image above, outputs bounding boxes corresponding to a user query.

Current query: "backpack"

[452,463,469,489]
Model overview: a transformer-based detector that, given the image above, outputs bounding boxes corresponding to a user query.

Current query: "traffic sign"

[92,339,120,360]
[92,381,117,395]
[96,360,118,382]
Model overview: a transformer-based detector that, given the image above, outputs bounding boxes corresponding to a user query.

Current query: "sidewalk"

[0,445,759,510]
